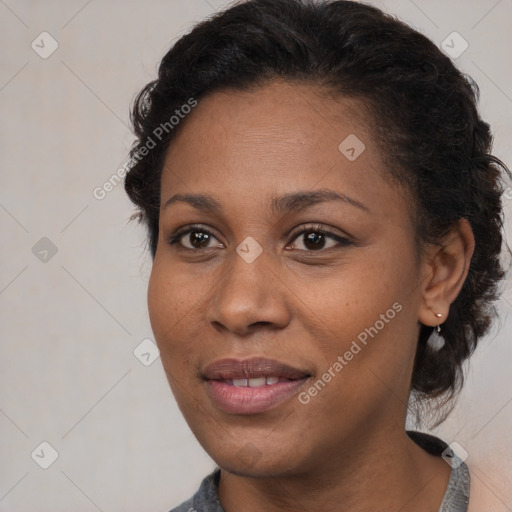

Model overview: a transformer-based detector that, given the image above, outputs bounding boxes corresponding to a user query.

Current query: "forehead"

[160,80,408,223]
[166,79,370,164]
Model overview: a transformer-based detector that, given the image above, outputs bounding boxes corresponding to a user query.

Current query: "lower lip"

[206,378,309,415]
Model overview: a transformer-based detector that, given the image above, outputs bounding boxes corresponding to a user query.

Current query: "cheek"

[147,259,203,354]
[147,264,173,341]
[147,263,200,401]
[295,247,419,389]
[296,254,407,337]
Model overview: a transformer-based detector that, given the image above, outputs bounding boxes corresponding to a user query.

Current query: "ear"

[417,219,475,328]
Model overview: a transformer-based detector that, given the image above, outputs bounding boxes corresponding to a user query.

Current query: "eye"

[168,225,224,250]
[168,224,353,252]
[287,224,353,252]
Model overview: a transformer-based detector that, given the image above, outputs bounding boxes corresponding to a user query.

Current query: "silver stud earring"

[435,312,442,334]
[427,312,445,351]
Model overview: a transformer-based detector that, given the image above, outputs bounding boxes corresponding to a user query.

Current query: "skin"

[148,79,475,512]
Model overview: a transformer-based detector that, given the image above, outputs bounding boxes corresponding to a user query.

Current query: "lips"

[202,357,311,414]
[202,357,309,380]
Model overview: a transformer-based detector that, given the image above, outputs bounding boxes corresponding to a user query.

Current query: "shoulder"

[168,468,223,512]
[407,430,470,512]
[168,497,195,512]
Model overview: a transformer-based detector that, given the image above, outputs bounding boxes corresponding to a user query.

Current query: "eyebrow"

[163,189,370,214]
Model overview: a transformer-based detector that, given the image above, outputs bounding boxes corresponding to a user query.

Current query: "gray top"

[169,431,470,512]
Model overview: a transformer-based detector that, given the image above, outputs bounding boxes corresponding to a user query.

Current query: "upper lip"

[202,357,310,380]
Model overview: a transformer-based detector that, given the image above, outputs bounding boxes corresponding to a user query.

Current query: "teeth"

[231,376,281,387]
[248,377,266,388]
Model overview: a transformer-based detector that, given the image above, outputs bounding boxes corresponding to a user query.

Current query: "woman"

[124,0,509,510]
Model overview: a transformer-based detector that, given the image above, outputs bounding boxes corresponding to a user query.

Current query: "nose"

[205,247,292,336]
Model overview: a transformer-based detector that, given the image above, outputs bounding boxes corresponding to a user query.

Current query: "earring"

[435,312,442,334]
[427,312,445,351]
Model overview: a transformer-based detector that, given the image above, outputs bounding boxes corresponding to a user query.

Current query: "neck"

[218,427,451,512]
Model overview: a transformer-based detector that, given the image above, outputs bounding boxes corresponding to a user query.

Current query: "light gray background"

[1,0,511,510]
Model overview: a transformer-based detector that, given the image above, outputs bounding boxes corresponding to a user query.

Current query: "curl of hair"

[124,0,510,419]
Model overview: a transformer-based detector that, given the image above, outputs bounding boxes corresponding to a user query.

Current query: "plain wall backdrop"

[1,0,511,510]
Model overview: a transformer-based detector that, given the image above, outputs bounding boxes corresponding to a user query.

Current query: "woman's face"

[148,80,429,476]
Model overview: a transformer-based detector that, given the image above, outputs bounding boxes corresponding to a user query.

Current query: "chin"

[216,454,300,479]
[199,433,308,479]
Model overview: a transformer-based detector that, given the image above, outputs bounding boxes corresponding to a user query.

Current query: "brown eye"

[303,231,328,250]
[288,226,353,252]
[185,231,213,248]
[169,226,223,250]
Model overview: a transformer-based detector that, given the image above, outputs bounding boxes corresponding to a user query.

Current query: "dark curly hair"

[124,0,509,419]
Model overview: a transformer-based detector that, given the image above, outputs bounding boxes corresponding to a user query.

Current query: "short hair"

[124,0,510,418]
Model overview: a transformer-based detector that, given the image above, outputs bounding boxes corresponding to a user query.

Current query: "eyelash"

[168,224,353,252]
